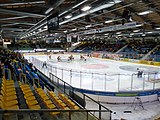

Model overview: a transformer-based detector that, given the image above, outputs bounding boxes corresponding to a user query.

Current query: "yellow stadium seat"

[5,105,19,110]
[5,95,17,101]
[4,100,18,107]
[44,100,52,105]
[22,89,32,94]
[59,102,66,109]
[21,86,30,91]
[38,91,47,97]
[24,96,36,101]
[26,100,38,106]
[20,84,29,87]
[29,105,41,110]
[36,88,43,92]
[24,92,34,97]
[46,104,56,109]
[74,106,80,110]
[50,110,60,116]
[1,86,16,93]
[1,90,16,97]
[64,107,70,110]
[2,81,14,86]
[41,96,49,101]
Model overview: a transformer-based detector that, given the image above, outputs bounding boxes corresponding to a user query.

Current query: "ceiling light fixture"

[116,32,121,34]
[133,30,140,32]
[44,25,47,29]
[65,14,72,19]
[130,33,134,35]
[45,7,53,14]
[142,34,146,36]
[85,25,92,28]
[136,24,143,27]
[156,27,160,30]
[117,34,122,37]
[105,20,113,23]
[72,28,77,31]
[138,10,153,15]
[81,6,91,11]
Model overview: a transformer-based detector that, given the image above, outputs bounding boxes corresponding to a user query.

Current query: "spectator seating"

[73,42,125,53]
[35,87,60,115]
[0,77,19,110]
[20,84,41,110]
[119,41,157,59]
[147,46,160,62]
[58,93,80,110]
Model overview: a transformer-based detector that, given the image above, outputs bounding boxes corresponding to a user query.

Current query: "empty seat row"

[58,93,80,110]
[35,87,60,115]
[0,77,19,109]
[20,84,40,109]
[47,91,70,110]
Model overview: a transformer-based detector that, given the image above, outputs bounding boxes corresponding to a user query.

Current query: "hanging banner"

[98,22,137,33]
[84,29,97,34]
[75,22,138,35]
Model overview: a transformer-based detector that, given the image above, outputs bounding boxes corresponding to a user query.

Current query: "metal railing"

[0,109,110,120]
[3,68,12,80]
[49,72,112,120]
[30,57,160,92]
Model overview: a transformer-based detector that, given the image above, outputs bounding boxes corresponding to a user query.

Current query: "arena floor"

[25,53,160,92]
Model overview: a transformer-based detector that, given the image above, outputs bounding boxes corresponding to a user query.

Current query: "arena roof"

[0,0,160,40]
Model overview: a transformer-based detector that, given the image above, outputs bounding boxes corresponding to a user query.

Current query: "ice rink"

[25,54,160,92]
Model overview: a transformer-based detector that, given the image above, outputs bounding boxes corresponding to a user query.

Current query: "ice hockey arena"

[0,0,160,120]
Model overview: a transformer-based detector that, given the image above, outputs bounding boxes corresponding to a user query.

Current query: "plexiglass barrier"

[30,57,160,92]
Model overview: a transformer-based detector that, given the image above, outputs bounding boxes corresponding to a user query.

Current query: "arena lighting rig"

[19,0,123,39]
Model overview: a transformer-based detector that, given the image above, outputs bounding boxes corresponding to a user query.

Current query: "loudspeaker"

[85,15,91,22]
[122,9,130,25]
[122,9,130,19]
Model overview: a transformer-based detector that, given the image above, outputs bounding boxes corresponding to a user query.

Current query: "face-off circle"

[81,64,109,69]
[119,65,160,73]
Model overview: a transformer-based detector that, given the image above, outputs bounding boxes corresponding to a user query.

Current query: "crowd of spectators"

[74,42,125,53]
[0,47,26,79]
[119,41,157,59]
[147,46,160,61]
[8,42,64,50]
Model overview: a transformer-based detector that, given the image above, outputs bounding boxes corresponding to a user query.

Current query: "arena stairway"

[141,44,160,60]
[68,42,82,52]
[116,44,128,53]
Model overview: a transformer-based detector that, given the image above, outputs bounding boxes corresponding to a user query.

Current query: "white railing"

[30,57,160,92]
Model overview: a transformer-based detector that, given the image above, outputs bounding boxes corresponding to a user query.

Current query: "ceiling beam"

[0,16,29,21]
[2,23,20,27]
[3,28,28,31]
[0,8,45,18]
[19,0,65,38]
[1,22,35,27]
[0,1,45,7]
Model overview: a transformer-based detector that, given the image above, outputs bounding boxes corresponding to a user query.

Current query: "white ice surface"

[25,54,160,92]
